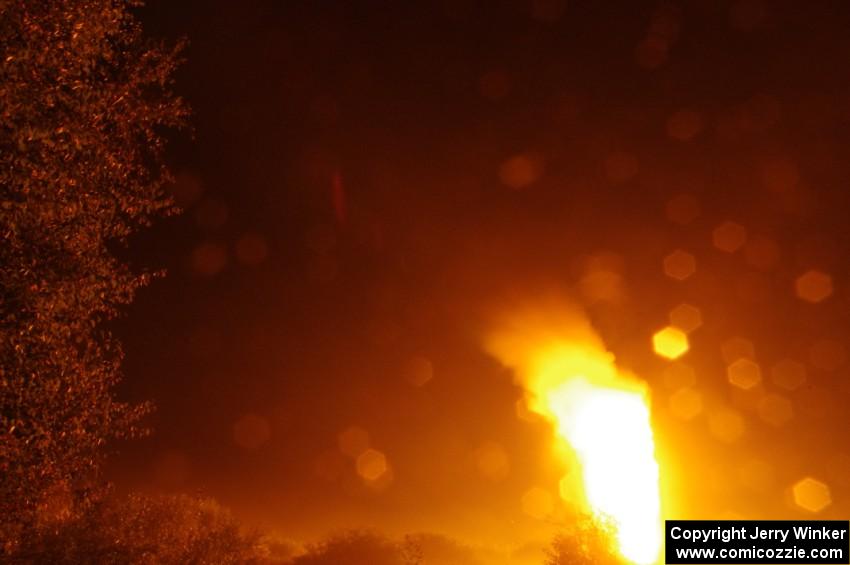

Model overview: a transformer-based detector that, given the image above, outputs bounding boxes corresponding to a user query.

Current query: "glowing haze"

[485,300,662,564]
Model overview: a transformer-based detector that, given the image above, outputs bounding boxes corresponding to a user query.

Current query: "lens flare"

[486,303,662,564]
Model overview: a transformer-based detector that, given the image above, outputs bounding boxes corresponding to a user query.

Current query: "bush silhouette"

[291,530,421,565]
[545,516,626,565]
[15,492,265,564]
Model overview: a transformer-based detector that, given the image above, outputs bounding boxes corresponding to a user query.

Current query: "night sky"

[108,1,850,561]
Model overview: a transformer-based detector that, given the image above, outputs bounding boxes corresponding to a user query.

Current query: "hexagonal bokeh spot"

[792,477,832,513]
[712,221,748,253]
[653,326,689,359]
[356,448,388,482]
[794,270,833,303]
[727,358,762,390]
[708,409,745,443]
[771,359,807,391]
[669,387,703,421]
[669,303,703,333]
[521,487,554,520]
[473,441,510,482]
[663,250,697,281]
[757,394,793,427]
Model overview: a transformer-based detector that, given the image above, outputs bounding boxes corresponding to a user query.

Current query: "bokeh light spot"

[794,270,833,303]
[669,303,702,333]
[663,250,696,280]
[666,109,703,141]
[170,170,204,207]
[521,487,554,520]
[499,153,543,189]
[652,326,689,359]
[727,358,762,390]
[771,359,807,391]
[792,477,832,513]
[669,387,703,421]
[578,251,625,305]
[708,409,745,443]
[473,441,510,482]
[191,242,228,276]
[356,448,388,482]
[712,221,748,253]
[579,269,624,304]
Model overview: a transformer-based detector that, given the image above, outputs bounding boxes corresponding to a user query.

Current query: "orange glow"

[486,304,662,564]
[499,153,544,189]
[727,358,762,390]
[712,221,747,253]
[663,249,696,280]
[668,303,702,333]
[545,375,661,564]
[792,477,832,513]
[795,270,833,303]
[652,326,689,359]
[356,448,388,481]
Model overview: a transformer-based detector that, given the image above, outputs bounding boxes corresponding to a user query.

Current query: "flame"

[485,302,662,564]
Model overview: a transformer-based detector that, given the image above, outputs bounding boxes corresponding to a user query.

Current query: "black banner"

[666,520,849,564]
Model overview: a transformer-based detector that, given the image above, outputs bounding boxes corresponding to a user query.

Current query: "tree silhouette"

[291,530,422,565]
[544,516,626,565]
[0,0,186,553]
[15,493,265,564]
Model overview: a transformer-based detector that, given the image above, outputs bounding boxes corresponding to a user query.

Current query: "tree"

[291,530,422,565]
[0,0,187,553]
[544,516,625,565]
[16,492,267,564]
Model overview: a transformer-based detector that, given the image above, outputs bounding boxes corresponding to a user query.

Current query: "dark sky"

[109,1,850,560]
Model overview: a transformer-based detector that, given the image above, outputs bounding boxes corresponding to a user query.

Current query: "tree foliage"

[0,0,187,552]
[544,516,626,565]
[290,530,422,565]
[16,492,265,564]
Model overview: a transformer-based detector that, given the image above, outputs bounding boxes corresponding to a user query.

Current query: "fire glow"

[486,302,662,564]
